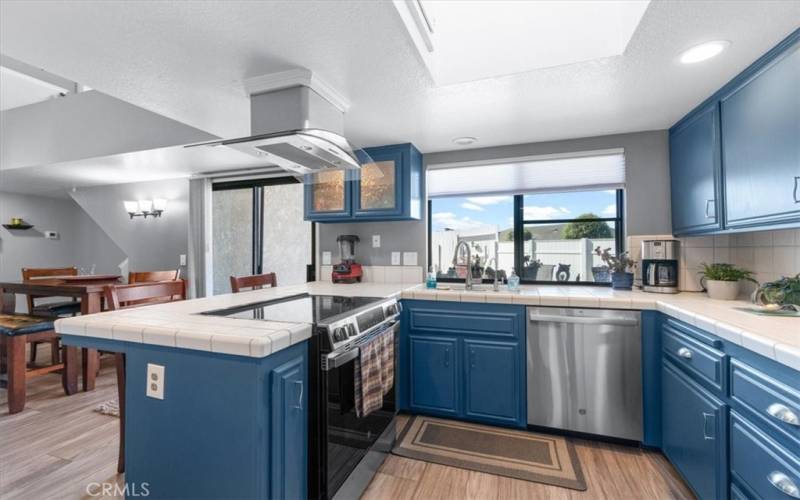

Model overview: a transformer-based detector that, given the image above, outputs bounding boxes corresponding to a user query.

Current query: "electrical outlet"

[391,252,401,265]
[372,235,381,248]
[146,363,165,400]
[322,251,332,265]
[44,231,59,240]
[403,252,418,266]
[179,254,187,266]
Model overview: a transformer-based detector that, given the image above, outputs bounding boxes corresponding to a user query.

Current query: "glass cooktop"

[202,293,383,325]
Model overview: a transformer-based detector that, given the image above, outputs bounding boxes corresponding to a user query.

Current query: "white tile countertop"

[55,282,414,358]
[56,281,799,371]
[403,284,800,372]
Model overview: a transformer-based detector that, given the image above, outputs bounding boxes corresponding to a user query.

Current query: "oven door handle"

[323,321,399,371]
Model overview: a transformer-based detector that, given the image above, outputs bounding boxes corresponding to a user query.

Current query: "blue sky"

[431,190,617,233]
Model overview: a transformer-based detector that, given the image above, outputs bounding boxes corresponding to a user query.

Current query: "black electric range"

[204,293,401,500]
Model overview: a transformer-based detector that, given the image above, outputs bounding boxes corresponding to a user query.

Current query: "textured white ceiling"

[1,0,799,157]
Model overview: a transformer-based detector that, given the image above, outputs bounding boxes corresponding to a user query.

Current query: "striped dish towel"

[380,327,394,396]
[354,333,384,418]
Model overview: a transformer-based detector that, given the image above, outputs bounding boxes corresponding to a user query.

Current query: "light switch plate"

[391,252,401,265]
[146,363,165,400]
[372,235,381,248]
[322,251,332,265]
[44,231,59,240]
[179,254,187,266]
[403,252,418,266]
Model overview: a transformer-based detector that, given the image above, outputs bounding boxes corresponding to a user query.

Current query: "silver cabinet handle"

[469,348,476,369]
[768,471,800,498]
[767,403,800,427]
[293,380,304,410]
[702,412,715,440]
[444,346,450,367]
[677,347,693,359]
[705,199,716,219]
[794,176,800,203]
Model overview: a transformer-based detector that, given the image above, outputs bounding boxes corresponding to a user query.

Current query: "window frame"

[427,189,625,286]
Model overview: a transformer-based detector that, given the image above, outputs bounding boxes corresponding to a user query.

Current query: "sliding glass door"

[212,178,313,295]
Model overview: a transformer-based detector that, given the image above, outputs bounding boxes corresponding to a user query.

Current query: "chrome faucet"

[453,240,473,290]
[486,257,500,292]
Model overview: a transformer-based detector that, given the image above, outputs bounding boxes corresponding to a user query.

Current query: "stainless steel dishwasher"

[527,307,642,441]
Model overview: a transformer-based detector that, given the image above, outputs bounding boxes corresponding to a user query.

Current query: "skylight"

[394,0,650,86]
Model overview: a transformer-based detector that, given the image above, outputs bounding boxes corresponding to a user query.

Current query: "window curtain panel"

[187,177,213,298]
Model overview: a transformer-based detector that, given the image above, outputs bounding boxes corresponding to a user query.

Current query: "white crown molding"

[243,68,350,112]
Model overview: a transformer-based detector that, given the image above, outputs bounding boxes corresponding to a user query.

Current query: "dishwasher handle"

[528,312,639,327]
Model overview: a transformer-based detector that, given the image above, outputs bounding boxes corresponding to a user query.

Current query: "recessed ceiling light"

[453,136,477,146]
[679,40,730,64]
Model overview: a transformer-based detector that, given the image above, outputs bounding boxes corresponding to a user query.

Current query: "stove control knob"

[386,304,398,316]
[333,327,347,342]
[346,324,357,337]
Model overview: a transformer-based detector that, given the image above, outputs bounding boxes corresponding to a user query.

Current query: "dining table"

[0,274,122,392]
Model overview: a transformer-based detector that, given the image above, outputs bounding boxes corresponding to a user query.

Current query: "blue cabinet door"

[662,361,727,500]
[721,36,800,230]
[304,169,353,221]
[353,143,423,221]
[464,340,521,426]
[409,335,458,416]
[669,102,722,234]
[270,354,308,500]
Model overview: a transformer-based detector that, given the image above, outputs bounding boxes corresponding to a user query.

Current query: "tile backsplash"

[679,228,800,293]
[319,265,423,284]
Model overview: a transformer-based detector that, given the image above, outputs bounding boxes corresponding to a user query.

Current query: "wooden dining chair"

[103,279,187,473]
[0,291,79,414]
[128,269,180,284]
[229,272,278,293]
[21,267,81,366]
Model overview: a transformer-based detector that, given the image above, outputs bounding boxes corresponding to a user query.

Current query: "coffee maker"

[641,240,679,293]
[331,235,363,283]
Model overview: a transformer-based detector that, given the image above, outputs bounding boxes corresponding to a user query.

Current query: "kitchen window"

[427,151,625,285]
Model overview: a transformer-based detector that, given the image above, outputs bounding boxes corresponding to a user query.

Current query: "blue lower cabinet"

[400,300,526,428]
[662,360,727,500]
[464,340,521,425]
[730,411,800,500]
[270,354,308,500]
[409,335,459,416]
[107,338,309,500]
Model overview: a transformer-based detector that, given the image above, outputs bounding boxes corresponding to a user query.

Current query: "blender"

[332,235,363,283]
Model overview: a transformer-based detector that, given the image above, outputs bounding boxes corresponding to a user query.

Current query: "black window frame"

[427,189,624,287]
[212,176,316,281]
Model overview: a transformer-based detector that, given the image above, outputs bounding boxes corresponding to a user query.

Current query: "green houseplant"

[752,273,800,307]
[698,263,757,300]
[594,247,635,289]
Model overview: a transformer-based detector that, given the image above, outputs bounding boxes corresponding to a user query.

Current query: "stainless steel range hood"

[189,84,370,176]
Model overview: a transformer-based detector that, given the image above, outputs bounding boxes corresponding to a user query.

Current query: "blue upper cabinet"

[720,37,800,230]
[669,102,722,235]
[668,28,800,235]
[304,143,423,222]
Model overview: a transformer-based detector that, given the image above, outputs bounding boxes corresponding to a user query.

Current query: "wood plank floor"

[1,348,694,500]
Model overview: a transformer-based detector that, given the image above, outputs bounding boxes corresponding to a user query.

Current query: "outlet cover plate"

[391,252,401,265]
[146,363,165,400]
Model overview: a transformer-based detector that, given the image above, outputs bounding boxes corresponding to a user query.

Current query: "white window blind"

[427,151,625,198]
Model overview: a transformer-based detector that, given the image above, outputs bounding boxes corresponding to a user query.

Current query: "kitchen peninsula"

[55,282,800,499]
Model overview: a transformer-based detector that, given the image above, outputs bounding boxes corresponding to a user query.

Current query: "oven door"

[322,320,399,500]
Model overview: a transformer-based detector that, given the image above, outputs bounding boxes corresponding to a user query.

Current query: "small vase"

[704,279,741,300]
[611,272,634,290]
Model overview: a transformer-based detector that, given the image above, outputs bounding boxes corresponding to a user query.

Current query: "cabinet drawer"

[731,412,800,500]
[663,324,726,393]
[731,360,800,448]
[409,307,518,339]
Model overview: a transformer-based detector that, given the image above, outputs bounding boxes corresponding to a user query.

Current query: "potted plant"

[752,273,800,307]
[698,263,757,300]
[594,247,635,289]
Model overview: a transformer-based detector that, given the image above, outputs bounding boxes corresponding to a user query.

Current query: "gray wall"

[0,191,125,311]
[318,130,670,266]
[69,178,190,274]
